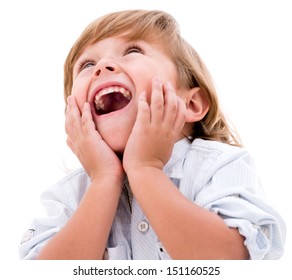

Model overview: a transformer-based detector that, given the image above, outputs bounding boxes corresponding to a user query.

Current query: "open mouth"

[94,86,132,115]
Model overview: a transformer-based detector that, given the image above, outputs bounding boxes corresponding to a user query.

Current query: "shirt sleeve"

[193,148,286,260]
[19,169,90,259]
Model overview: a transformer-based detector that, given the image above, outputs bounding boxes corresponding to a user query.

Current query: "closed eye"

[78,59,96,72]
[123,44,145,56]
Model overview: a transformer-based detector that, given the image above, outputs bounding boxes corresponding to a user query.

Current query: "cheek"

[71,80,88,109]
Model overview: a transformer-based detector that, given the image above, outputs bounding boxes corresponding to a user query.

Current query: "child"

[19,9,285,260]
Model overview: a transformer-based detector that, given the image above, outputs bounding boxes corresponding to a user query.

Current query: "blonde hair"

[64,10,241,146]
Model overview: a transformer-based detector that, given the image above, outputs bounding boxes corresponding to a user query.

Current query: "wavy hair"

[64,10,241,146]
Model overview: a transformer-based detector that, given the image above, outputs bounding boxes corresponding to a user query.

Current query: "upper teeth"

[94,86,131,110]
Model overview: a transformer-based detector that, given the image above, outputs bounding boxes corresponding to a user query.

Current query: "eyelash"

[78,58,95,72]
[77,44,145,73]
[123,44,145,55]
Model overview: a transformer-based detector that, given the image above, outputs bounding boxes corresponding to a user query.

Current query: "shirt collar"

[163,138,191,179]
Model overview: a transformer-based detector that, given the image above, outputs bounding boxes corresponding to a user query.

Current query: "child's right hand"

[65,96,124,183]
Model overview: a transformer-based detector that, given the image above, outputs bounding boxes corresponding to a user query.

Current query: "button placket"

[131,197,158,259]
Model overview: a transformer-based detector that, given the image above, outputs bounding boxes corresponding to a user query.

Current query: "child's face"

[71,36,188,153]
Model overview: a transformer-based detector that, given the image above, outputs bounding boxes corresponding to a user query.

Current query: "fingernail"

[66,96,71,110]
[139,91,147,101]
[83,102,89,109]
[153,76,161,86]
[165,81,172,89]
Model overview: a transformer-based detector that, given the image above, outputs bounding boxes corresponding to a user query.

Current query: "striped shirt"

[19,138,286,259]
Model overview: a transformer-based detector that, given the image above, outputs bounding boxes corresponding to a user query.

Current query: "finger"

[66,136,75,154]
[150,77,164,124]
[81,102,97,136]
[67,95,81,116]
[163,82,178,126]
[173,97,186,134]
[136,91,150,124]
[65,96,82,137]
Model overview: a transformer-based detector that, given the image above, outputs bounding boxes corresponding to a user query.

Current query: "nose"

[94,59,118,77]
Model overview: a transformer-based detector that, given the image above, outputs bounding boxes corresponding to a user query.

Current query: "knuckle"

[65,123,71,136]
[81,116,88,127]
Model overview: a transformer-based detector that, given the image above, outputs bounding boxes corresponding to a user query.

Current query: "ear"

[184,87,209,123]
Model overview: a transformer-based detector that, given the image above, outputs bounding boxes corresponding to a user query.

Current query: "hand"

[65,96,124,182]
[123,77,186,173]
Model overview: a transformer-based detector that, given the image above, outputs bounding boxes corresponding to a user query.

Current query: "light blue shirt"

[19,138,286,259]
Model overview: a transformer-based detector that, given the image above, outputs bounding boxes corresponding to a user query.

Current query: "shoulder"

[53,167,90,187]
[191,138,245,156]
[166,138,252,180]
[183,139,257,188]
[189,138,252,167]
[40,168,90,208]
[47,167,90,192]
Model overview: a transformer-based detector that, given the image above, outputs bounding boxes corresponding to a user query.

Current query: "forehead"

[79,35,170,59]
[81,24,168,54]
[84,35,135,52]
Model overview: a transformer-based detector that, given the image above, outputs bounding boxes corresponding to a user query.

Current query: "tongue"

[97,92,130,115]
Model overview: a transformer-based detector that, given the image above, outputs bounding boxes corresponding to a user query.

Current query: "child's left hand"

[123,77,186,173]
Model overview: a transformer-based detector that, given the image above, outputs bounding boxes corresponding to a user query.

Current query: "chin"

[108,141,126,154]
[94,111,135,155]
[100,132,128,154]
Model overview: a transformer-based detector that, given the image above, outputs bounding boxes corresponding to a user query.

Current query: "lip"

[89,81,134,104]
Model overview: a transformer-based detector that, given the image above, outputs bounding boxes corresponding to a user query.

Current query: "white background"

[0,0,290,266]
